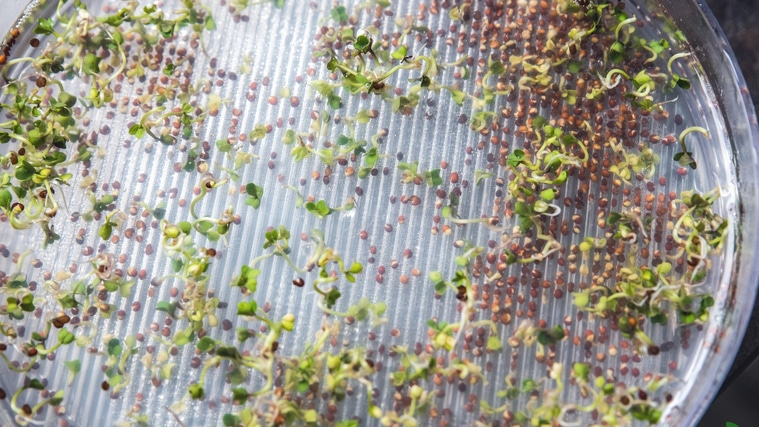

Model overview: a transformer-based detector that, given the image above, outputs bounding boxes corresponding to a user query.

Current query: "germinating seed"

[0,0,734,425]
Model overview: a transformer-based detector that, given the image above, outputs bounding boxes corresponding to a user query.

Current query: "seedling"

[674,126,709,169]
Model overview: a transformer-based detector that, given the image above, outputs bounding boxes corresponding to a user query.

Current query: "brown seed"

[52,314,70,328]
[101,381,110,391]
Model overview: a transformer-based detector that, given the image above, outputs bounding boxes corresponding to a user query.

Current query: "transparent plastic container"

[0,0,757,426]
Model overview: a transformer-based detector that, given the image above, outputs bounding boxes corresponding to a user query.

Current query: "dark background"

[699,1,759,426]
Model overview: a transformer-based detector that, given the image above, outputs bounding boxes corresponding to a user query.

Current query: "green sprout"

[674,126,709,170]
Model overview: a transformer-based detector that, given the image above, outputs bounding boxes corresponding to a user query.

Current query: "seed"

[52,314,70,328]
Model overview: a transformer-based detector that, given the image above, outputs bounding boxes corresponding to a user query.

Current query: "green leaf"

[607,211,622,225]
[648,39,668,53]
[573,291,589,308]
[282,129,297,145]
[328,93,342,109]
[573,362,590,381]
[488,59,505,76]
[567,60,583,73]
[325,288,341,308]
[346,261,363,274]
[245,183,264,209]
[630,404,662,423]
[162,63,175,76]
[156,301,176,316]
[107,338,122,357]
[34,18,56,36]
[232,387,249,404]
[701,295,715,309]
[196,337,216,352]
[680,311,696,324]
[215,139,233,153]
[234,265,260,293]
[331,6,348,22]
[336,134,353,146]
[507,150,526,168]
[204,15,216,31]
[249,124,267,141]
[425,169,443,187]
[226,366,246,385]
[0,189,11,210]
[98,223,113,241]
[50,390,64,406]
[327,56,340,72]
[188,383,204,399]
[487,336,502,351]
[305,200,332,218]
[177,221,192,234]
[64,359,81,373]
[353,35,372,54]
[650,313,668,325]
[674,75,691,90]
[27,378,45,390]
[223,414,241,427]
[82,53,101,75]
[537,325,565,345]
[391,45,408,60]
[20,294,35,312]
[532,116,548,129]
[237,300,258,316]
[15,161,36,181]
[58,328,75,345]
[174,329,194,346]
[674,150,697,169]
[445,87,466,105]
